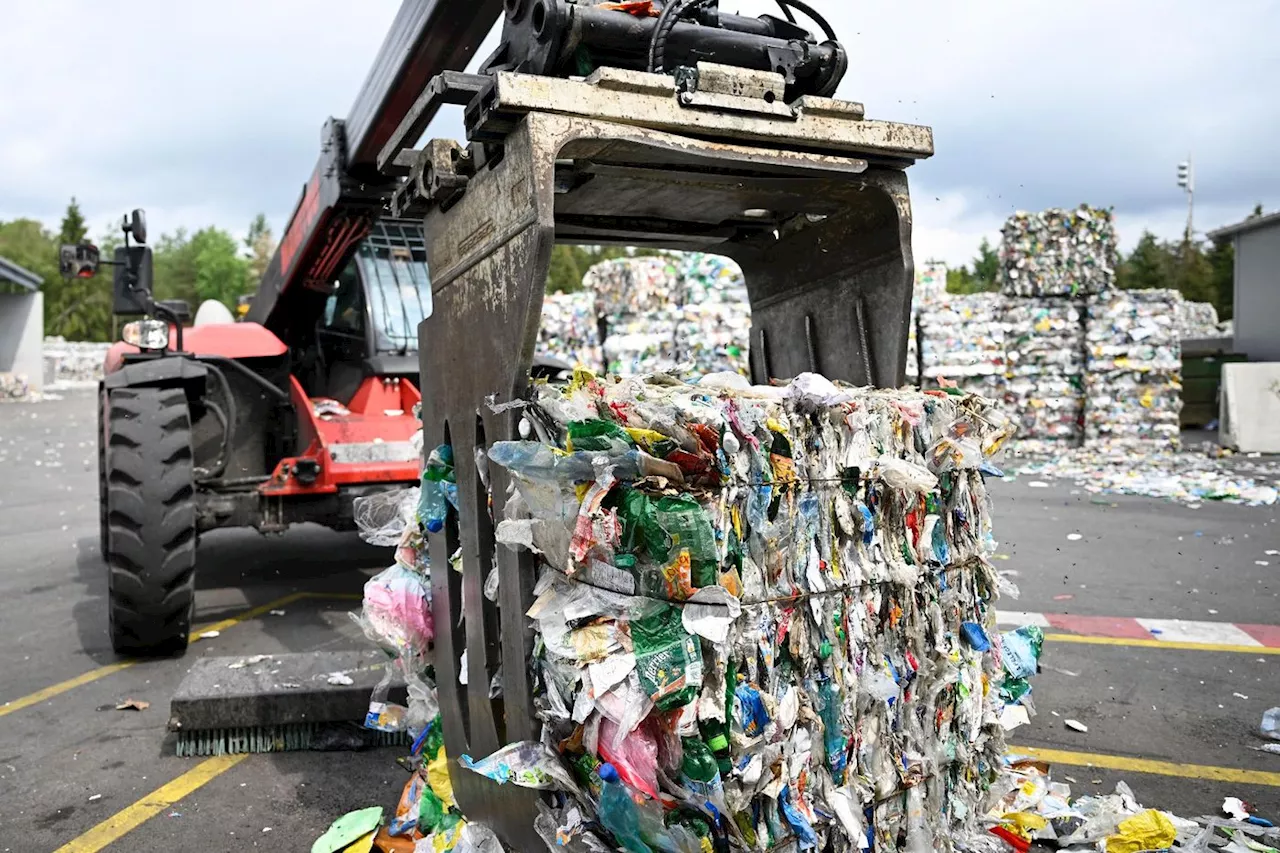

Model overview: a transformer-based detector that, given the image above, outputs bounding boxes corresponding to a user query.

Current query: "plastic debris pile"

[584,254,751,378]
[472,370,1037,852]
[343,423,492,851]
[42,337,111,388]
[998,205,1119,298]
[1011,443,1280,506]
[1084,289,1182,449]
[0,372,30,402]
[540,291,603,370]
[993,755,1280,851]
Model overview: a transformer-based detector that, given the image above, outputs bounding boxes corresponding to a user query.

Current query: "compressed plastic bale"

[1084,289,1183,449]
[1175,300,1221,339]
[998,299,1085,443]
[479,372,1030,852]
[999,205,1118,297]
[582,253,750,378]
[539,291,602,369]
[918,293,1007,390]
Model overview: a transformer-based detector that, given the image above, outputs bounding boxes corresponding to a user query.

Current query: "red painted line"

[1045,613,1151,640]
[1238,623,1280,649]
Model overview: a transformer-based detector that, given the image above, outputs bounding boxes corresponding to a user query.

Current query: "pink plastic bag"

[597,715,659,799]
[359,565,434,657]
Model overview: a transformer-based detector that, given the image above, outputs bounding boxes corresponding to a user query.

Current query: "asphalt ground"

[0,389,1277,852]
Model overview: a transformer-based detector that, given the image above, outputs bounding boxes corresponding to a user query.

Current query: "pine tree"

[58,197,89,246]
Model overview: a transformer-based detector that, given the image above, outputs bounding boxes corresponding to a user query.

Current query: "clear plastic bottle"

[597,763,655,853]
[417,479,448,533]
[1263,707,1280,741]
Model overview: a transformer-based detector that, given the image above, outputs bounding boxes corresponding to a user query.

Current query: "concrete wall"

[1235,222,1280,361]
[0,291,44,393]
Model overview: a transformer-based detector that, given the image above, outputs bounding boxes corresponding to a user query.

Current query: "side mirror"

[112,246,154,315]
[125,209,147,244]
[59,243,100,279]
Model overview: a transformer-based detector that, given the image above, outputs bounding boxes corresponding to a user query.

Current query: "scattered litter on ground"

[1012,445,1280,507]
[1028,480,1050,488]
[997,756,1280,851]
[198,630,220,639]
[1262,707,1280,741]
[311,807,383,853]
[114,698,149,711]
[269,609,287,616]
[88,794,102,802]
[326,672,355,686]
[1052,593,1074,601]
[1067,532,1083,541]
[228,655,272,669]
[1065,719,1089,733]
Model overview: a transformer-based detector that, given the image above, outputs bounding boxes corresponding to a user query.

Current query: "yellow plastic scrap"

[1000,811,1047,840]
[625,427,670,451]
[568,367,597,393]
[426,745,456,812]
[340,831,376,853]
[1105,809,1176,853]
[431,820,466,852]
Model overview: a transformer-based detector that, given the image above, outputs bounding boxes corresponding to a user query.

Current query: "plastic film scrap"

[474,370,1036,852]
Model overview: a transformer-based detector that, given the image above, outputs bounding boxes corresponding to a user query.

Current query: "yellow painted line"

[0,662,136,718]
[1044,632,1280,655]
[53,754,248,852]
[190,590,311,637]
[1010,745,1280,787]
[0,590,313,719]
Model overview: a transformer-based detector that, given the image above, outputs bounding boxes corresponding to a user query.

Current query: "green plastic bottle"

[698,719,732,778]
[680,736,723,802]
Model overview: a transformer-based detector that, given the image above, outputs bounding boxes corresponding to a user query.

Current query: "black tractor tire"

[104,387,198,656]
[97,385,108,557]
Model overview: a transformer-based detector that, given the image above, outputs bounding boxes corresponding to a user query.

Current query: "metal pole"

[1185,155,1195,243]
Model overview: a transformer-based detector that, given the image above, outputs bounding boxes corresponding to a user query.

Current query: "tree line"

[0,199,650,341]
[941,204,1266,322]
[0,199,275,342]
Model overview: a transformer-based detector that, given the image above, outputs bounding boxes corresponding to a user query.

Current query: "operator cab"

[314,219,431,402]
[310,218,569,403]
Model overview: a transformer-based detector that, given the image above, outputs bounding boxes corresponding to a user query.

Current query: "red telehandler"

[66,1,567,656]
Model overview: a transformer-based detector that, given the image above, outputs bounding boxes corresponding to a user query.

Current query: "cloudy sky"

[2,1,1276,267]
